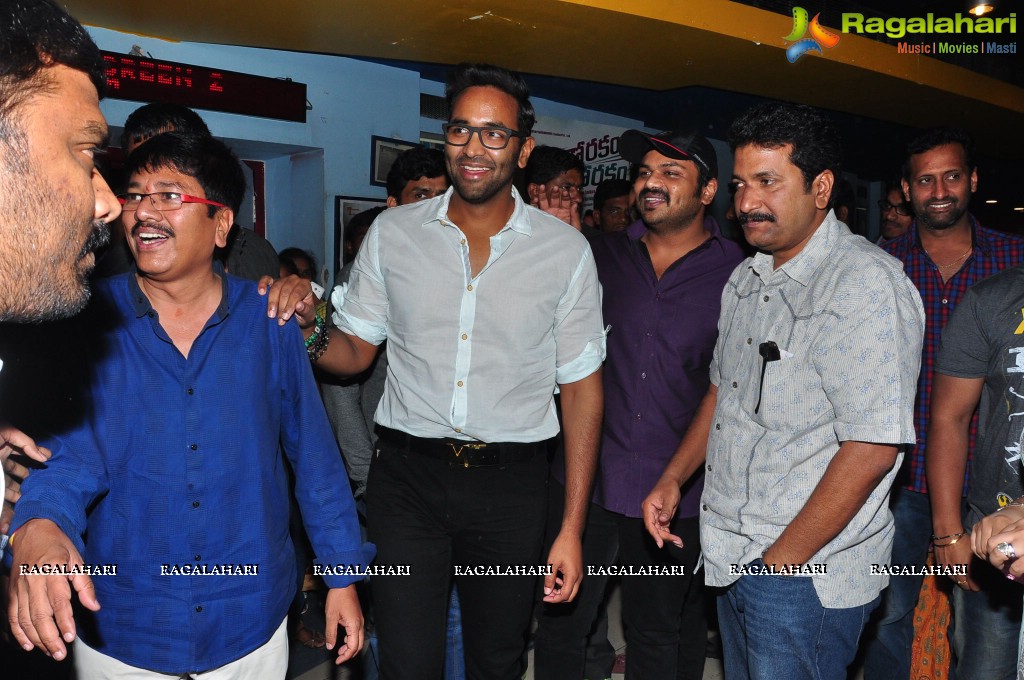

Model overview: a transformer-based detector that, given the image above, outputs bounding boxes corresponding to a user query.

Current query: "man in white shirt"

[264,63,605,680]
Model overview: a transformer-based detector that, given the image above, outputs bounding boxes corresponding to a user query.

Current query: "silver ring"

[996,541,1018,560]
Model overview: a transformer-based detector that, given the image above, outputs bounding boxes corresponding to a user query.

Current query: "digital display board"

[102,51,307,123]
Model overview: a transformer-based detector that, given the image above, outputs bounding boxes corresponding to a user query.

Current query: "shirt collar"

[427,185,533,237]
[750,209,845,287]
[129,261,231,321]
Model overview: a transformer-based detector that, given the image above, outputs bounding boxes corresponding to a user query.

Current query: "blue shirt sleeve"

[12,425,109,555]
[277,320,375,588]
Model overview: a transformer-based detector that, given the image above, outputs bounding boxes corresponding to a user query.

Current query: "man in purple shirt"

[534,129,744,680]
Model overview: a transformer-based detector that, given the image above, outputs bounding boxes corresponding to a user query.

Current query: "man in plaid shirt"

[864,127,1024,680]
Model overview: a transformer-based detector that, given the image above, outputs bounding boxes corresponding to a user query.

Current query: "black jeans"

[534,480,706,680]
[366,440,549,680]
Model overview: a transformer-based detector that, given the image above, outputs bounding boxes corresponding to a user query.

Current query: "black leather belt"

[376,427,553,468]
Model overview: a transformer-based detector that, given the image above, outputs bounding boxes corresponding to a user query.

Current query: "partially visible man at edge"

[864,127,1024,680]
[263,62,605,679]
[917,127,1024,680]
[0,0,121,553]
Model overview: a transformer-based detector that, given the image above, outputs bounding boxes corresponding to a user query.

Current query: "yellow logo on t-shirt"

[1015,309,1024,335]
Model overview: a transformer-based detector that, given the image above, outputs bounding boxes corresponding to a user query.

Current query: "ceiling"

[65,0,1024,228]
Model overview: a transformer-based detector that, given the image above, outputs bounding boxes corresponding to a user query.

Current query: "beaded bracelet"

[304,311,325,350]
[307,319,330,362]
[305,311,329,364]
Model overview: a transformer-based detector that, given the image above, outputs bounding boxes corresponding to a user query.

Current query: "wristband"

[933,535,965,547]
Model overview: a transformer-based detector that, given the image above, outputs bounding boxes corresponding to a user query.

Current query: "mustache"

[79,221,111,258]
[739,211,776,226]
[131,222,175,239]
[639,189,669,203]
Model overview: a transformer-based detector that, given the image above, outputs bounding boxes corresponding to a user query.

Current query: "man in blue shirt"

[7,132,372,678]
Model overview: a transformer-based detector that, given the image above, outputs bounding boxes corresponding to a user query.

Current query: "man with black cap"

[534,128,743,680]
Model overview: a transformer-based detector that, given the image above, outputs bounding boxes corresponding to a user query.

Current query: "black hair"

[345,207,386,241]
[832,178,856,226]
[594,179,632,211]
[524,146,585,186]
[385,147,446,199]
[728,101,842,197]
[279,257,298,277]
[445,63,536,137]
[125,132,245,216]
[902,126,975,181]
[121,102,211,151]
[0,0,105,124]
[278,247,317,278]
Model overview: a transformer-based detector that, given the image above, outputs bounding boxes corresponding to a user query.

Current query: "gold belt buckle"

[448,442,486,468]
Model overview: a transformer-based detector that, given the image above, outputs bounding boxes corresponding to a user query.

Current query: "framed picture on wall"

[333,195,387,279]
[370,136,418,187]
[419,132,444,151]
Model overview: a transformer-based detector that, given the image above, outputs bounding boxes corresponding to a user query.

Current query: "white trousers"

[74,616,288,679]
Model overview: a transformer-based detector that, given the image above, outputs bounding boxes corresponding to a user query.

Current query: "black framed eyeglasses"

[442,123,526,150]
[118,192,227,212]
[877,199,912,217]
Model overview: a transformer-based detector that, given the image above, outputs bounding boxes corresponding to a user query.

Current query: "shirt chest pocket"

[750,355,828,431]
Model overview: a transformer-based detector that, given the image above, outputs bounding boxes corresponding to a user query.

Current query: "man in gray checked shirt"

[644,101,924,680]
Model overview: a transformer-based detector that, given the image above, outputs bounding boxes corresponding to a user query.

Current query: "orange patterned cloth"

[909,552,952,679]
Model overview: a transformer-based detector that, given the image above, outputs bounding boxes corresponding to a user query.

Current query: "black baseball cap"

[619,129,718,179]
